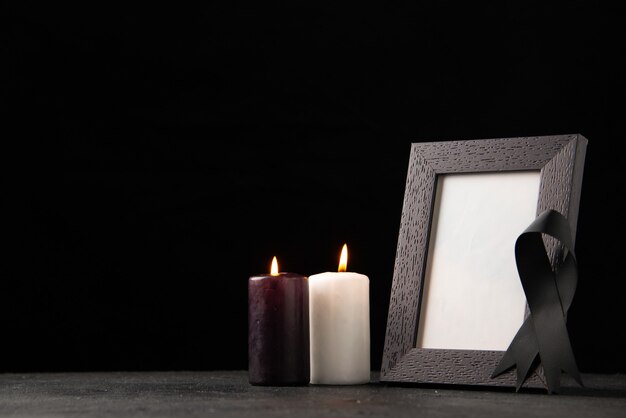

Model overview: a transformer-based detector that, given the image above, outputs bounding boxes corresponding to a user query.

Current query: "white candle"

[309,244,370,385]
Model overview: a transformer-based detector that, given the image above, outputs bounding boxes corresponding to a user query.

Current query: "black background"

[3,2,625,374]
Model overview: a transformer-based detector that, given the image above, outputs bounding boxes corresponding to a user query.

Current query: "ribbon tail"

[491,349,515,378]
[556,338,584,389]
[514,352,538,392]
[564,362,584,388]
[543,362,562,394]
[542,343,583,393]
[492,318,539,391]
[532,305,582,393]
[555,250,584,388]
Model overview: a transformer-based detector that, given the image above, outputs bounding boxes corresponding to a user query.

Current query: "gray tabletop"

[1,371,625,417]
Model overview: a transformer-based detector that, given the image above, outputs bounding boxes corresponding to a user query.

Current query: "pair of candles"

[248,244,370,386]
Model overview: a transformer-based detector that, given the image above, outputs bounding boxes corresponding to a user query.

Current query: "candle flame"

[270,256,279,276]
[338,244,348,272]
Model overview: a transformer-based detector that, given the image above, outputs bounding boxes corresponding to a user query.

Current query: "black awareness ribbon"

[492,209,583,393]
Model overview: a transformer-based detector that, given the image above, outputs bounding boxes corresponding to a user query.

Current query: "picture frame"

[381,134,588,388]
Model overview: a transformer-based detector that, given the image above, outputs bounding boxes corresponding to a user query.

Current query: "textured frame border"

[381,135,587,388]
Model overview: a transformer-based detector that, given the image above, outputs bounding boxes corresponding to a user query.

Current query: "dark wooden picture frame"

[381,135,588,388]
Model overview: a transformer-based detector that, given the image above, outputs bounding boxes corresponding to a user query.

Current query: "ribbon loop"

[492,209,582,393]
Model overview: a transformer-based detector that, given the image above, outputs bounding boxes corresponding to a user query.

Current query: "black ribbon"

[492,209,583,393]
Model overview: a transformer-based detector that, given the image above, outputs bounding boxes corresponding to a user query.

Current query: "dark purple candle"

[248,257,309,385]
